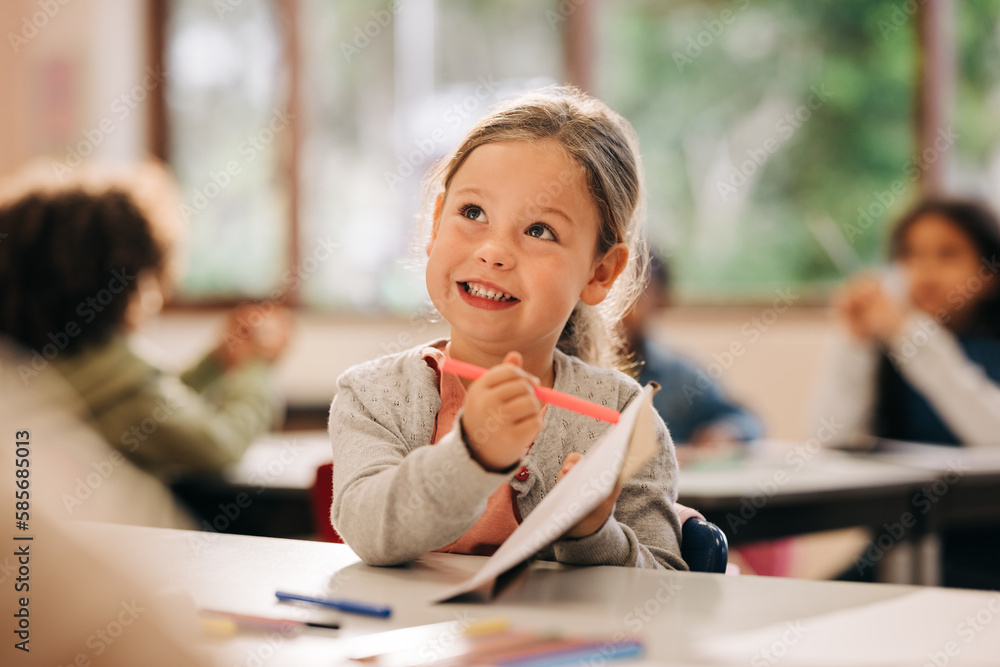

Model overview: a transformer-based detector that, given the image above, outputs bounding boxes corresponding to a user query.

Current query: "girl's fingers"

[486,377,540,404]
[856,281,886,305]
[463,352,540,396]
[504,394,544,422]
[502,350,522,367]
[510,419,545,446]
[479,364,540,389]
[557,452,583,482]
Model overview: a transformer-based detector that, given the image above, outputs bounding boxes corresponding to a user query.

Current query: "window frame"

[147,0,952,311]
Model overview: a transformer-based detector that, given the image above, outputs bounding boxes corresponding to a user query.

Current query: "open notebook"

[432,383,660,603]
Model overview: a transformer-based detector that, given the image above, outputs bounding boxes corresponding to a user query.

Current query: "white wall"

[653,307,839,441]
[0,0,150,178]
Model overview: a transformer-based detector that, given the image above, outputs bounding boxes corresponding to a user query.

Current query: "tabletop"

[98,523,1000,666]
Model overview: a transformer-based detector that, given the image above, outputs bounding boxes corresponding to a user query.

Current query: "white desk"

[225,431,334,489]
[100,524,1000,666]
[177,435,972,584]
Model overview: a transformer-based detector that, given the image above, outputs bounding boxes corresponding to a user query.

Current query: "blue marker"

[275,591,392,618]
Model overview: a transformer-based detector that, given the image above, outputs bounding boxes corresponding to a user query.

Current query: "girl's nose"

[476,235,515,269]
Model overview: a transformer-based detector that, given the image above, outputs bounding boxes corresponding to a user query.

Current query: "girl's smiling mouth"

[458,281,520,309]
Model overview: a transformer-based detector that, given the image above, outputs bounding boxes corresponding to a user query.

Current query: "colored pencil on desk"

[440,357,621,424]
[199,608,340,633]
[495,638,644,667]
[275,591,391,618]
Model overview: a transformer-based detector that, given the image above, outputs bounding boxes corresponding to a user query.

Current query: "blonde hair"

[419,85,648,371]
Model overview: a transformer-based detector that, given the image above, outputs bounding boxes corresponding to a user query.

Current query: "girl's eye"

[526,223,557,242]
[459,204,487,222]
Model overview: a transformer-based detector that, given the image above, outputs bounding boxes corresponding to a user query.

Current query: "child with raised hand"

[816,199,1000,447]
[0,163,291,479]
[329,86,687,570]
[814,199,1000,588]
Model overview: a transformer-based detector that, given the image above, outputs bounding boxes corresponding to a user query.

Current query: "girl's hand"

[461,351,546,472]
[558,452,621,539]
[688,423,742,447]
[834,275,906,343]
[249,305,292,362]
[214,304,292,370]
[674,502,705,525]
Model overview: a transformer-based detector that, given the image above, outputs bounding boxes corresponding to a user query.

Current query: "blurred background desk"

[867,440,1000,533]
[866,441,1000,587]
[172,435,928,539]
[101,523,1000,666]
[174,431,940,582]
[678,442,934,547]
[171,431,333,538]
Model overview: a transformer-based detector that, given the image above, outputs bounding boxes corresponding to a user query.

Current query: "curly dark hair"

[0,188,166,355]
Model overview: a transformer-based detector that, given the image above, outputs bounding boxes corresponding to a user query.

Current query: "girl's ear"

[580,244,629,306]
[426,193,445,257]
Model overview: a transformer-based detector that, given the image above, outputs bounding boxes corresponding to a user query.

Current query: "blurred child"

[818,199,1000,446]
[815,198,1000,588]
[622,253,764,448]
[330,86,687,569]
[621,253,790,575]
[0,163,291,481]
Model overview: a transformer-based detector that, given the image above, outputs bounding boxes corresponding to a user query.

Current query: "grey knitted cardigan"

[328,341,687,570]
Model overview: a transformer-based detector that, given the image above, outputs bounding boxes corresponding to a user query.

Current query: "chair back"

[681,518,729,573]
[310,462,343,543]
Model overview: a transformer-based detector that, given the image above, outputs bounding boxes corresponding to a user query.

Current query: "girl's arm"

[59,342,279,475]
[809,335,880,448]
[887,314,1000,446]
[552,410,688,571]
[667,354,764,443]
[122,363,278,471]
[329,371,512,566]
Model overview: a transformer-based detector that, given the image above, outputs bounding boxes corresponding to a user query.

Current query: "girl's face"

[899,214,995,322]
[425,139,626,361]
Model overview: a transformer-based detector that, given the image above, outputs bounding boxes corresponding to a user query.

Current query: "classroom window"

[165,0,290,299]
[160,0,979,308]
[596,0,917,300]
[954,0,1000,209]
[296,0,562,311]
[164,0,562,309]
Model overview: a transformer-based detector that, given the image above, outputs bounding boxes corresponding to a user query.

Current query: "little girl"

[815,199,1000,588]
[329,86,687,570]
[816,198,1000,447]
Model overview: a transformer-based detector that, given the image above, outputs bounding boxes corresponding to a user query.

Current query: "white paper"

[431,385,658,603]
[695,588,1000,666]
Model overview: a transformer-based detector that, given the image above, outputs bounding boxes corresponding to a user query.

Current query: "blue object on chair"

[681,518,729,573]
